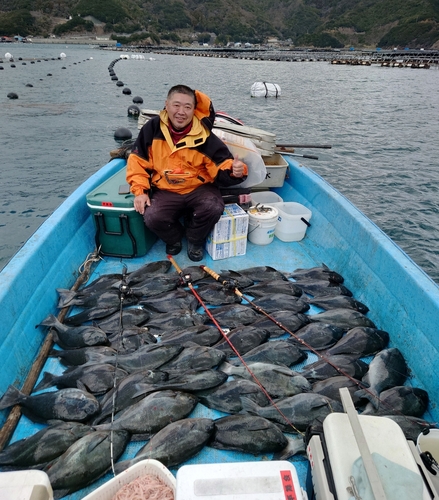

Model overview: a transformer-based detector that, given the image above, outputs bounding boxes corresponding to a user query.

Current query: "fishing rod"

[277,152,319,160]
[200,265,416,417]
[276,144,332,149]
[167,255,303,434]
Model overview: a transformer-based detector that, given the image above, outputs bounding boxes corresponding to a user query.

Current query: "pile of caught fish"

[0,262,434,499]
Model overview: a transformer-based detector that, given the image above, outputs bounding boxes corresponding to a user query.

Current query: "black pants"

[143,184,225,246]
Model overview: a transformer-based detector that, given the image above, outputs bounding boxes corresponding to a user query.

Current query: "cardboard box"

[86,167,156,258]
[206,203,249,260]
[253,154,289,188]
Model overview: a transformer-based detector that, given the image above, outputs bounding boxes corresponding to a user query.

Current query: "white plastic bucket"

[251,191,283,205]
[271,202,312,242]
[247,205,278,245]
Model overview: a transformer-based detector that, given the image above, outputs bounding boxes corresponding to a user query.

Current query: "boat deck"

[2,157,438,499]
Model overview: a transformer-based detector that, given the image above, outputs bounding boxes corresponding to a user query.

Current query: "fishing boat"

[1,130,439,499]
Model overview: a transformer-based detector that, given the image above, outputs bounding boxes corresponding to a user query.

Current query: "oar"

[276,143,332,149]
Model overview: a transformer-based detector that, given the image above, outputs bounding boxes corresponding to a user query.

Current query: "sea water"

[1,44,439,282]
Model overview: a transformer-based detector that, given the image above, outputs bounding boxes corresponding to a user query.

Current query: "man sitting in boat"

[126,84,248,261]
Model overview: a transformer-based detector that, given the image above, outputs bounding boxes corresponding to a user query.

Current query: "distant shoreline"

[23,37,117,46]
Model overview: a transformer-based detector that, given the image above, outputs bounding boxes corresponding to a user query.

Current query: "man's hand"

[134,193,150,215]
[232,154,245,178]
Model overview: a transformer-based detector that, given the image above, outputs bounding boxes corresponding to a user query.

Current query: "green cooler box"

[86,167,156,258]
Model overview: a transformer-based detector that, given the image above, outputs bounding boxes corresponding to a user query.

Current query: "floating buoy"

[133,96,143,104]
[7,92,18,99]
[111,75,118,81]
[250,82,281,98]
[25,83,33,87]
[62,66,66,69]
[128,105,140,116]
[90,57,93,60]
[18,57,22,60]
[47,73,52,76]
[0,67,3,70]
[114,127,132,140]
[60,52,66,58]
[31,61,35,64]
[9,58,14,62]
[116,81,124,87]
[5,52,12,59]
[10,64,16,68]
[22,62,26,65]
[123,87,131,95]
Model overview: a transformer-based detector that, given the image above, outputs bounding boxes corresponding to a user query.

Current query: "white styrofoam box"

[0,470,53,500]
[206,203,249,260]
[175,461,304,500]
[253,154,288,188]
[81,459,176,500]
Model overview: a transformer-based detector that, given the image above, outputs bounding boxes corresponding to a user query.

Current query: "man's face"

[165,92,196,130]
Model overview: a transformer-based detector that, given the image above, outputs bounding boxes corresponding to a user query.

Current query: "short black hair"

[167,84,196,106]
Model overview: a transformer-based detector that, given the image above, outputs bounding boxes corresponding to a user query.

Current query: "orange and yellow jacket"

[126,90,248,196]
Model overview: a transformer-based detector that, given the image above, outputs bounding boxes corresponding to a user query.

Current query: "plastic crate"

[81,459,176,500]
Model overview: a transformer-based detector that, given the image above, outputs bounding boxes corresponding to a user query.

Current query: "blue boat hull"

[1,156,438,498]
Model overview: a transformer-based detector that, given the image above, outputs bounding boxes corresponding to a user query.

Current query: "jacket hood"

[194,90,215,131]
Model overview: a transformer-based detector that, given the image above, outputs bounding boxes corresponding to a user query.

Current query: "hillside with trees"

[1,0,438,48]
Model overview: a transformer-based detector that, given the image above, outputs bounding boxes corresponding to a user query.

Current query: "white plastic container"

[175,461,304,500]
[247,205,278,245]
[271,202,312,242]
[417,429,439,461]
[253,154,288,188]
[251,191,283,205]
[81,459,176,500]
[0,470,53,500]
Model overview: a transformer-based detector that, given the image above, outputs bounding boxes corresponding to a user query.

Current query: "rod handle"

[200,265,221,281]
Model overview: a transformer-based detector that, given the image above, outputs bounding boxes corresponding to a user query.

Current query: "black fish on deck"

[196,283,242,305]
[312,376,362,406]
[63,305,121,326]
[308,308,376,330]
[95,306,151,334]
[56,288,138,310]
[210,414,288,455]
[138,288,199,313]
[97,390,198,436]
[356,347,408,408]
[242,393,343,432]
[0,386,100,423]
[221,361,311,398]
[37,314,109,349]
[383,415,437,442]
[234,266,289,283]
[212,269,254,288]
[49,346,117,367]
[209,303,262,328]
[361,386,429,418]
[109,343,184,373]
[0,422,93,467]
[213,325,270,357]
[74,273,122,295]
[325,327,389,357]
[198,379,269,414]
[227,339,307,367]
[159,325,222,346]
[94,368,169,423]
[251,294,310,314]
[115,418,215,473]
[307,295,369,314]
[130,274,181,298]
[245,279,303,298]
[145,309,206,331]
[301,354,369,382]
[158,345,226,371]
[293,280,353,297]
[291,264,344,284]
[107,326,157,353]
[46,430,129,499]
[250,311,310,338]
[34,363,128,395]
[293,323,345,350]
[125,259,172,285]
